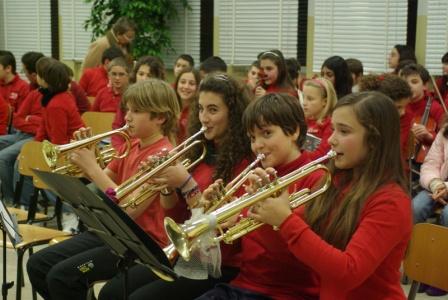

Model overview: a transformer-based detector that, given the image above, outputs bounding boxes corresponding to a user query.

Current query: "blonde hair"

[122,79,180,143]
[303,77,337,122]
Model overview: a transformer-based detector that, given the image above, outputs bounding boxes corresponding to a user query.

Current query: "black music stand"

[32,169,176,300]
[0,200,22,300]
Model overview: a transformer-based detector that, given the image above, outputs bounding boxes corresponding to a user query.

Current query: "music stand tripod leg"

[2,226,14,300]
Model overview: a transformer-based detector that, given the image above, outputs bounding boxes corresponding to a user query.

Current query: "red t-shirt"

[111,107,129,150]
[0,74,30,112]
[279,183,412,300]
[231,152,321,300]
[12,88,43,134]
[107,137,173,247]
[79,66,109,97]
[92,86,122,112]
[0,94,8,135]
[34,92,84,144]
[306,116,332,161]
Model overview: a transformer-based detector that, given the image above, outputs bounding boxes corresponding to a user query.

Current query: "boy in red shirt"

[0,51,44,204]
[92,57,130,112]
[0,94,7,135]
[198,93,323,300]
[79,46,124,98]
[0,50,30,112]
[27,79,181,300]
[401,63,445,150]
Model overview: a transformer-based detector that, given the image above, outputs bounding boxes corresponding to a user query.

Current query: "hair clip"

[213,73,229,81]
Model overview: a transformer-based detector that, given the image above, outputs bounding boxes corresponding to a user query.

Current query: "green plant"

[84,0,190,58]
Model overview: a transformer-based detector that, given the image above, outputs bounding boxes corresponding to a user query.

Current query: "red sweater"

[111,107,128,150]
[108,137,173,247]
[408,90,445,129]
[266,84,297,98]
[0,74,30,112]
[306,116,332,160]
[70,81,90,113]
[79,66,109,97]
[400,107,414,161]
[177,106,190,144]
[34,92,84,144]
[278,183,412,300]
[12,88,43,134]
[92,86,122,112]
[0,94,8,135]
[232,152,321,300]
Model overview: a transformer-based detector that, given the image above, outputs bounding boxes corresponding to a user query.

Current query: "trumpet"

[117,127,207,209]
[42,125,131,176]
[204,153,265,213]
[164,150,336,261]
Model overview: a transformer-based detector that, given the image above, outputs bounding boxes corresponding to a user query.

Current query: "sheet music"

[303,133,322,152]
[0,201,22,246]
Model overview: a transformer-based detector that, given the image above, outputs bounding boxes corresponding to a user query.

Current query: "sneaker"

[426,286,448,296]
[418,283,429,293]
[62,212,79,234]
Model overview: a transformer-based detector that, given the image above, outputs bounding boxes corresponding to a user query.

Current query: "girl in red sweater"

[245,92,412,300]
[255,49,296,99]
[174,67,200,143]
[302,78,337,159]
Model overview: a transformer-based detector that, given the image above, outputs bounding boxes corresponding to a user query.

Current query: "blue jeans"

[0,132,33,203]
[412,190,448,226]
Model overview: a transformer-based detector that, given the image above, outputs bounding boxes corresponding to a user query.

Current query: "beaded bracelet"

[178,174,193,190]
[181,184,200,200]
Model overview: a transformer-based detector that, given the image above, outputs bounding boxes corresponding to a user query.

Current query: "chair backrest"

[81,111,115,135]
[17,141,50,189]
[403,223,448,292]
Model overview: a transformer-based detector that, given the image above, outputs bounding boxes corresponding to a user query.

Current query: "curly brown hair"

[186,73,252,183]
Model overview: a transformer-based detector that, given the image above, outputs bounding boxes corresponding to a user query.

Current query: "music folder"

[32,169,175,282]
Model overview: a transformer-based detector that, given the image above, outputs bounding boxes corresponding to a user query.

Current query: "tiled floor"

[1,246,447,300]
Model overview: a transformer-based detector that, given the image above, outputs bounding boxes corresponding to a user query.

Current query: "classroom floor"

[1,246,447,300]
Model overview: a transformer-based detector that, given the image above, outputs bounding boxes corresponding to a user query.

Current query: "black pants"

[98,263,239,300]
[26,231,121,300]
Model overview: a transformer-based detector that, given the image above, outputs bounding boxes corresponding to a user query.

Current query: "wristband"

[105,187,119,204]
[181,185,200,200]
[178,174,193,190]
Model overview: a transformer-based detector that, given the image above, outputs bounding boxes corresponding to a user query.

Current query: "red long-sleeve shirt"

[408,90,445,129]
[0,74,30,112]
[92,86,121,112]
[232,152,321,300]
[0,94,8,135]
[34,91,84,145]
[266,84,297,98]
[12,88,43,134]
[278,183,412,300]
[79,66,109,97]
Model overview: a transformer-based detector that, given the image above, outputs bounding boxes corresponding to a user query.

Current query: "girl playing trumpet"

[204,92,411,300]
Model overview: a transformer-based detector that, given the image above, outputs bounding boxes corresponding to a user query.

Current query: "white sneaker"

[62,212,79,234]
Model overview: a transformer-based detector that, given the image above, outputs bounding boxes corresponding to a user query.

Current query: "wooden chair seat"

[1,224,69,300]
[81,111,115,135]
[404,223,448,299]
[6,207,47,223]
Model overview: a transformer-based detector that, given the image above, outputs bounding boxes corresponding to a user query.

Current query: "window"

[425,0,448,75]
[160,0,201,68]
[1,0,52,72]
[218,0,299,66]
[59,0,93,61]
[312,0,407,73]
